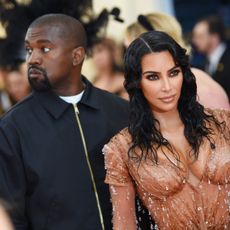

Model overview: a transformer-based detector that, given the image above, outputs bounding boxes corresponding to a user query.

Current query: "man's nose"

[27,51,42,65]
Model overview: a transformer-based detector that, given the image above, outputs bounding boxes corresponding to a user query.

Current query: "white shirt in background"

[207,43,226,75]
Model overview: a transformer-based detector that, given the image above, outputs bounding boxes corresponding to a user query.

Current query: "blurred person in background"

[124,12,229,109]
[91,38,128,100]
[0,63,30,116]
[4,63,31,107]
[0,69,11,115]
[192,15,230,99]
[0,30,29,115]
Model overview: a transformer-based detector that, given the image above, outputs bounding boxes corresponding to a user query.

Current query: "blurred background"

[0,0,229,116]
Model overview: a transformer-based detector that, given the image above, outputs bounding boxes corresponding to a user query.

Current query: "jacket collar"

[33,76,100,119]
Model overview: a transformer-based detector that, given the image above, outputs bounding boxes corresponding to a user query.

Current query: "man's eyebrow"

[24,39,52,44]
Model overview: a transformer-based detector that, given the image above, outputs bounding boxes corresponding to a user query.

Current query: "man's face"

[25,26,74,92]
[192,21,212,54]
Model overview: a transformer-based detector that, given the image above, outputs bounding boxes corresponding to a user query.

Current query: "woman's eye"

[170,69,180,77]
[42,47,51,53]
[147,75,158,80]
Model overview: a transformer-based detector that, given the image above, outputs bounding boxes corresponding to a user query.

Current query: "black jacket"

[0,77,129,230]
[211,44,230,100]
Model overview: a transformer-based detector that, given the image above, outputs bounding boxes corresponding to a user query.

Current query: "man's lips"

[28,68,44,78]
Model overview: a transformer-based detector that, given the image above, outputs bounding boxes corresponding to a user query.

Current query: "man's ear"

[72,47,85,66]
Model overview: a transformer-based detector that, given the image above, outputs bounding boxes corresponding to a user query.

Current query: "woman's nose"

[161,77,172,92]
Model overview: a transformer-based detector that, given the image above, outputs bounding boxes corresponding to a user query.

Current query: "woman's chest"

[127,138,230,198]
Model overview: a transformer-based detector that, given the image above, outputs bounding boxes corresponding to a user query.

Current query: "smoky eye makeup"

[169,68,181,77]
[146,74,159,80]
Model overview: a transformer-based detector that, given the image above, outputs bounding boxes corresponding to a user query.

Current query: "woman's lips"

[159,95,175,103]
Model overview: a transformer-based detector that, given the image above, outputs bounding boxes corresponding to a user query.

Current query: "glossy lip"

[159,95,176,103]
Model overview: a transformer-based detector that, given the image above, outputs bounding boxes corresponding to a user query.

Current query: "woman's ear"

[72,47,85,66]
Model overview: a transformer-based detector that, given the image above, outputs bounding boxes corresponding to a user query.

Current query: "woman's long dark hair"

[124,31,225,165]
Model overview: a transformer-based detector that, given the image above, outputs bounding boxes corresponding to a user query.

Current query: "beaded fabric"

[104,109,230,229]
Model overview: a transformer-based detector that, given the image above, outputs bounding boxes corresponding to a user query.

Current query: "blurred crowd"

[0,1,229,118]
[0,62,31,114]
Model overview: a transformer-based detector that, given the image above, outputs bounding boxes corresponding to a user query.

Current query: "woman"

[4,63,31,106]
[103,31,230,229]
[124,12,229,109]
[91,38,128,100]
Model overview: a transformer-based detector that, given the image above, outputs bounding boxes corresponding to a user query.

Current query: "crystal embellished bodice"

[104,109,230,229]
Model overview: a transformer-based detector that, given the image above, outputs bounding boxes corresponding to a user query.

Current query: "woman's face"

[140,50,183,114]
[91,44,113,70]
[6,70,30,102]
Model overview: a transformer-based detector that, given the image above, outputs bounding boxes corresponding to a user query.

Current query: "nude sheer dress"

[104,109,230,230]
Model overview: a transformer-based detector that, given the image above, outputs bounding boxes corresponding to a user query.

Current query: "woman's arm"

[110,183,137,230]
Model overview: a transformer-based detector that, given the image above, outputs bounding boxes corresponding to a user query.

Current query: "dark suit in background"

[211,44,230,99]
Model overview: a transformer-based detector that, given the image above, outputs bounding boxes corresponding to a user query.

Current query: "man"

[192,15,230,99]
[0,14,129,230]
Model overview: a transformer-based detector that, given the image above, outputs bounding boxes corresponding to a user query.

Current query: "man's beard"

[28,65,52,92]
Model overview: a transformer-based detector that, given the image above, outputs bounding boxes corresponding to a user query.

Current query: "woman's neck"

[153,109,183,133]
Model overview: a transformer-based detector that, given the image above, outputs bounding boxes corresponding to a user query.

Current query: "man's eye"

[25,47,32,55]
[42,47,51,53]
